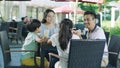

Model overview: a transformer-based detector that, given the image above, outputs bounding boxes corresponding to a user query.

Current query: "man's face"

[24,17,30,23]
[83,14,96,30]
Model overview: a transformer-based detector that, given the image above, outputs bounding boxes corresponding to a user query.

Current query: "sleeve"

[101,43,109,67]
[72,34,80,39]
[94,29,106,39]
[103,43,108,58]
[95,29,108,58]
[49,34,58,47]
[23,33,37,49]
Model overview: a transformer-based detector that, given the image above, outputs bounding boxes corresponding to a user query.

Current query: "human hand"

[40,36,49,44]
[47,39,52,45]
[72,29,81,36]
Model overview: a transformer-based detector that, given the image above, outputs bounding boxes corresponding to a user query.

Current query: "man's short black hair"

[84,11,97,19]
[21,17,25,21]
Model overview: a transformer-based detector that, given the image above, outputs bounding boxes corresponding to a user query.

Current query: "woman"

[40,9,59,38]
[48,19,80,68]
[40,9,59,68]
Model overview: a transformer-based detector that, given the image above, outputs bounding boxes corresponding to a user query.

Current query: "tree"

[78,3,99,13]
[78,0,119,13]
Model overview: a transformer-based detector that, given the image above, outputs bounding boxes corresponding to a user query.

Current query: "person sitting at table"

[40,9,59,38]
[22,16,30,39]
[74,11,108,67]
[20,19,48,67]
[40,9,59,68]
[47,18,80,68]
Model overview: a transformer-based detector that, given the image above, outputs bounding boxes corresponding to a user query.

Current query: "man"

[74,11,108,67]
[22,16,30,39]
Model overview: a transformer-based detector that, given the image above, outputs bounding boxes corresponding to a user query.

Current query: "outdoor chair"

[49,39,105,68]
[0,31,39,68]
[0,22,9,34]
[8,21,23,44]
[106,35,120,68]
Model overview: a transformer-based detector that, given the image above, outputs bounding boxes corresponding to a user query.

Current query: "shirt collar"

[89,24,97,33]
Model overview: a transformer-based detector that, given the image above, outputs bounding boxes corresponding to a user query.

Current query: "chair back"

[0,31,38,68]
[16,22,23,38]
[108,35,120,67]
[68,39,105,68]
[8,21,24,44]
[1,22,9,34]
[0,31,11,66]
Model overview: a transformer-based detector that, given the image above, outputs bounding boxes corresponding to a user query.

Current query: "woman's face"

[45,12,55,24]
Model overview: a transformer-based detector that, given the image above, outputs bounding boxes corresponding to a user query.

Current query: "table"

[39,43,58,68]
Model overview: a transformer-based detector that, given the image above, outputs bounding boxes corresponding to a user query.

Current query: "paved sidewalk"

[0,42,23,68]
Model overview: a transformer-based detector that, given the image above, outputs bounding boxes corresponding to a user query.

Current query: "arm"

[101,43,109,67]
[47,39,52,45]
[35,37,43,43]
[49,53,68,62]
[35,36,49,43]
[101,57,108,67]
[47,34,57,47]
[72,29,82,39]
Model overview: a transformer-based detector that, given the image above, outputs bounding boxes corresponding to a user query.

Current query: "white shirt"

[87,26,108,66]
[50,33,80,68]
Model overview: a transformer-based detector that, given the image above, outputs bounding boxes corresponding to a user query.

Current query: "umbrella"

[52,5,84,14]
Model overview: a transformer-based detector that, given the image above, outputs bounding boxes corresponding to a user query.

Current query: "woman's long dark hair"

[41,9,55,24]
[59,19,73,51]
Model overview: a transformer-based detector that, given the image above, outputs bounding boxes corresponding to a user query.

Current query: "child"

[21,19,48,67]
[48,18,80,68]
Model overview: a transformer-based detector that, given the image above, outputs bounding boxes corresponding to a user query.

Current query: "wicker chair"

[106,35,120,68]
[8,22,23,44]
[0,31,39,68]
[49,39,105,68]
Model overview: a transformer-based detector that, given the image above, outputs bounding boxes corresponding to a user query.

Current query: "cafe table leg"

[40,45,45,68]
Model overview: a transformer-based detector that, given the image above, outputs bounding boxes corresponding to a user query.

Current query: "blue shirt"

[40,23,59,38]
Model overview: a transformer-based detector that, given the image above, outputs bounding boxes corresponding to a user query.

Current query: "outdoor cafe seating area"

[0,14,120,68]
[0,18,120,68]
[0,26,120,68]
[0,0,120,68]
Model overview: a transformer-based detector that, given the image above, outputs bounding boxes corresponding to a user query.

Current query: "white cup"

[44,30,49,38]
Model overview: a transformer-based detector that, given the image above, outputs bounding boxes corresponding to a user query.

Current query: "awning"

[52,5,84,14]
[51,0,104,4]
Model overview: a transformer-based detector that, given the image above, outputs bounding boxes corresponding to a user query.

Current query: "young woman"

[40,9,59,68]
[40,9,59,38]
[48,18,80,68]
